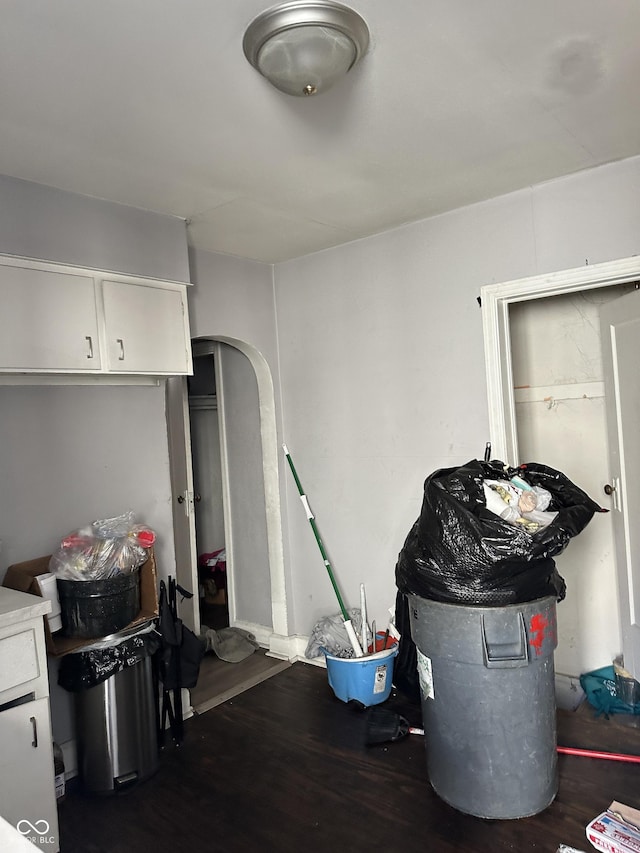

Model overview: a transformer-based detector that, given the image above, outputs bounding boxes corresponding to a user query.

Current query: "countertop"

[0,587,51,630]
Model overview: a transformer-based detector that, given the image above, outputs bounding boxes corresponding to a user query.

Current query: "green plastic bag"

[580,665,640,717]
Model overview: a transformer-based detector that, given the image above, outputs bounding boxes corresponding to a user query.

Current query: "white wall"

[187,249,277,358]
[187,248,293,633]
[274,192,536,638]
[273,155,640,672]
[0,386,175,572]
[0,174,189,282]
[217,344,272,628]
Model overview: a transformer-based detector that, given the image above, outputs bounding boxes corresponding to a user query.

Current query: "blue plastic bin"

[324,643,399,706]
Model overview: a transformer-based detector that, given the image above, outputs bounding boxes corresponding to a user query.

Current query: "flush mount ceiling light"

[243,1,370,97]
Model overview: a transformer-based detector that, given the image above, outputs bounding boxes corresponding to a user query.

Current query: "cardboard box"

[586,801,640,853]
[2,549,158,656]
[202,578,227,606]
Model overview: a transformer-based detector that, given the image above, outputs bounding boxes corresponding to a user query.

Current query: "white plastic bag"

[50,511,156,581]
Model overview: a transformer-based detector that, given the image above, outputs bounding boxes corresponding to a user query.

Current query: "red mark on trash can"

[529,613,549,656]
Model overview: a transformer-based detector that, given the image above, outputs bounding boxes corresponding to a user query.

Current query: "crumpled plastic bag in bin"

[49,511,156,581]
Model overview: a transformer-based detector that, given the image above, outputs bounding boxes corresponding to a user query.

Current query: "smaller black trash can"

[61,623,159,794]
[57,570,140,638]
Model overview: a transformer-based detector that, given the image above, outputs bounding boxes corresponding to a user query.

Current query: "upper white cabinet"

[102,279,190,374]
[0,256,192,377]
[0,265,101,371]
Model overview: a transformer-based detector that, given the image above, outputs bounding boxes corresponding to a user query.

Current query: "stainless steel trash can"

[409,594,558,819]
[75,647,158,794]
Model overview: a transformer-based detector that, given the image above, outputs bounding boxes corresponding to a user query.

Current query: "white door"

[600,288,640,680]
[165,376,200,634]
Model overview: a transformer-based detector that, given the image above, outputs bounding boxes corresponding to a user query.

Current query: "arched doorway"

[167,335,290,657]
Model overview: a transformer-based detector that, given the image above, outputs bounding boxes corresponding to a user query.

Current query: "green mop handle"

[283,444,363,657]
[283,444,348,619]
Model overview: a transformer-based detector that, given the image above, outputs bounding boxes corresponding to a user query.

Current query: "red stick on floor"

[557,746,640,764]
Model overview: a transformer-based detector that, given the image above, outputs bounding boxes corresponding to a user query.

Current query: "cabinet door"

[0,698,59,851]
[102,280,191,374]
[0,264,100,371]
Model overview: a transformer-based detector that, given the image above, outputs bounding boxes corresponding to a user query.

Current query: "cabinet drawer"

[0,628,40,696]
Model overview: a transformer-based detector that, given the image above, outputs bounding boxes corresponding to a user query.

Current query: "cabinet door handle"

[30,715,38,748]
[117,338,125,361]
[85,336,94,359]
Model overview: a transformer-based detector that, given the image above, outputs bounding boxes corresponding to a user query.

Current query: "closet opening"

[188,352,228,632]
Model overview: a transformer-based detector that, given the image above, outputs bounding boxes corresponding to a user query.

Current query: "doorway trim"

[192,336,291,658]
[481,254,640,466]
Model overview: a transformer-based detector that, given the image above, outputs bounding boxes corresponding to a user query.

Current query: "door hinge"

[605,476,622,512]
[177,490,195,516]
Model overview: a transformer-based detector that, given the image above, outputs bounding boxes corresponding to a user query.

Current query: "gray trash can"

[408,594,558,819]
[74,630,159,794]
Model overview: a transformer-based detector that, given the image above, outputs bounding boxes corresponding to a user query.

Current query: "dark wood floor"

[193,597,291,712]
[190,649,291,713]
[58,662,640,853]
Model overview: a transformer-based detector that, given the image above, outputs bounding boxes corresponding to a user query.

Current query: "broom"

[283,444,363,657]
[365,707,640,763]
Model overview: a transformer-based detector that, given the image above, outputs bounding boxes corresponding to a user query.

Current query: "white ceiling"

[1,1,639,264]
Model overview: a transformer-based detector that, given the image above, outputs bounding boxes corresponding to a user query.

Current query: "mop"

[283,444,363,657]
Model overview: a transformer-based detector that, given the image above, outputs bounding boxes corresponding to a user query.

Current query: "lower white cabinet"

[0,589,59,853]
[0,699,58,849]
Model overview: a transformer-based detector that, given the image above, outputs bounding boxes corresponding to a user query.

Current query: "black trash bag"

[392,590,421,704]
[156,580,205,691]
[155,577,206,745]
[396,459,604,607]
[58,627,160,692]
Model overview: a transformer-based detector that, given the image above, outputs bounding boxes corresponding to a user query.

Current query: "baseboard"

[229,622,318,664]
[231,619,272,649]
[264,632,327,667]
